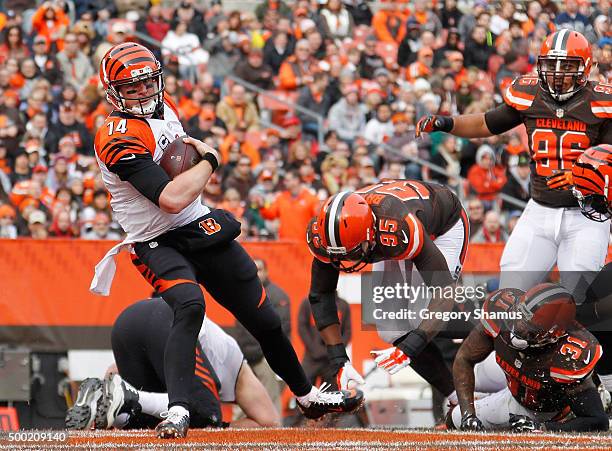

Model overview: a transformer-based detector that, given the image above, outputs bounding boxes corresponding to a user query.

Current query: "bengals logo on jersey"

[199,218,221,235]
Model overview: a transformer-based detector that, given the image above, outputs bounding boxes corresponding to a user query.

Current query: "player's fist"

[371,346,410,375]
[336,361,365,390]
[509,414,543,433]
[546,170,573,190]
[415,115,453,138]
[460,412,484,431]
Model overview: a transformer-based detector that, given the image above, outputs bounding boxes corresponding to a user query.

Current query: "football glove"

[460,412,484,431]
[336,361,365,390]
[415,115,454,138]
[371,346,411,375]
[509,414,543,433]
[546,171,573,190]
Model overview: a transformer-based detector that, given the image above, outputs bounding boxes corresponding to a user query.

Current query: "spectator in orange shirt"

[278,39,319,90]
[31,2,70,52]
[216,83,260,131]
[260,169,319,241]
[219,122,261,168]
[372,1,408,44]
[405,47,433,81]
[467,144,507,210]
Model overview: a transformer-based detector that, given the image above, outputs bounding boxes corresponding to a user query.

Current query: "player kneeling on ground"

[450,284,608,432]
[66,299,280,430]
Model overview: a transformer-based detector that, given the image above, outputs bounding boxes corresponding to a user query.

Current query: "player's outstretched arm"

[453,324,494,417]
[232,362,281,428]
[416,113,493,139]
[158,137,220,214]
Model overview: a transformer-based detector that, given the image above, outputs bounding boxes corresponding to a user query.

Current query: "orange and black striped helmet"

[99,42,164,117]
[537,30,592,102]
[572,144,612,222]
[308,191,376,273]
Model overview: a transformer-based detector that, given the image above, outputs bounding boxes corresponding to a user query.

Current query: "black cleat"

[296,382,364,420]
[95,374,141,429]
[65,378,104,430]
[156,410,190,439]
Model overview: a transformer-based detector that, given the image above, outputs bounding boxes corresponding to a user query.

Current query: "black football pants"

[131,237,311,410]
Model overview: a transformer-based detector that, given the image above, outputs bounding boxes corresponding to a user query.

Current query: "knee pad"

[164,282,205,311]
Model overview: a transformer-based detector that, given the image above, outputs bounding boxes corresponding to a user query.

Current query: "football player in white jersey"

[92,43,362,438]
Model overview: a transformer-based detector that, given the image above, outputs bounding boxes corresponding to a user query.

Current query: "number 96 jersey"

[500,76,612,208]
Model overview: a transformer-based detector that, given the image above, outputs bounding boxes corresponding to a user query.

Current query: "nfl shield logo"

[556,108,564,118]
[514,359,522,368]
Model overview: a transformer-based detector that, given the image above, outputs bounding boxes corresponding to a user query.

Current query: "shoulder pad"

[550,327,602,384]
[503,75,539,111]
[480,288,523,338]
[590,82,612,118]
[94,115,155,167]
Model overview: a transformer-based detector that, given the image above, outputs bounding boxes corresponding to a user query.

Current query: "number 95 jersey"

[490,76,612,208]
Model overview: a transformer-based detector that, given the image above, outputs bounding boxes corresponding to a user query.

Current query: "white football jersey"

[94,97,209,242]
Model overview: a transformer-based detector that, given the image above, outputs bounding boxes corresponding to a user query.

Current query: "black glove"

[509,414,543,433]
[460,412,484,431]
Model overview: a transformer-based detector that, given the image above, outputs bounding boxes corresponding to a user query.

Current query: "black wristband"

[435,116,454,133]
[202,152,219,172]
[327,344,349,365]
[395,329,428,358]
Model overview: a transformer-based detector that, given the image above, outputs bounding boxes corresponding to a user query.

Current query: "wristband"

[396,329,428,358]
[436,116,454,133]
[202,152,219,172]
[327,344,349,365]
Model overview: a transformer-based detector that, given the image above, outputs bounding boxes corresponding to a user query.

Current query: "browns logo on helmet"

[508,283,576,350]
[572,144,612,222]
[99,42,164,117]
[307,191,376,273]
[537,30,592,102]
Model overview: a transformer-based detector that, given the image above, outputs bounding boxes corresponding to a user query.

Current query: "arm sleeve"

[544,381,608,432]
[107,153,171,207]
[308,258,342,330]
[484,103,523,135]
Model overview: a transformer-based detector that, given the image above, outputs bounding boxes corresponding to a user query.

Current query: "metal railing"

[132,29,526,210]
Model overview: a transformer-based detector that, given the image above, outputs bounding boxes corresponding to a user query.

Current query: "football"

[159,136,202,179]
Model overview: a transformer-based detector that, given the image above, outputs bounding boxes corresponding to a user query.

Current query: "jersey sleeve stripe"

[504,86,534,110]
[550,344,602,383]
[481,297,500,337]
[591,102,612,118]
[405,213,424,259]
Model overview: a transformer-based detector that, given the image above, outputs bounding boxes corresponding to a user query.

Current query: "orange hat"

[392,113,409,124]
[0,204,16,219]
[266,128,281,137]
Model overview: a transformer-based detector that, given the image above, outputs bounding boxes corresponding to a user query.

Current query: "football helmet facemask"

[99,43,164,117]
[537,30,592,102]
[572,144,612,222]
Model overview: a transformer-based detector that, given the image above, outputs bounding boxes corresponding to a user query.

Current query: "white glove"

[336,361,365,390]
[371,346,411,375]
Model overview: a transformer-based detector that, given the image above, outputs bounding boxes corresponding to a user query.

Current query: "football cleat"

[95,374,141,429]
[296,382,364,420]
[65,378,104,430]
[156,410,190,439]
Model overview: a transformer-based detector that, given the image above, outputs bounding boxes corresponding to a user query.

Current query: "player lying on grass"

[66,298,279,430]
[450,284,608,432]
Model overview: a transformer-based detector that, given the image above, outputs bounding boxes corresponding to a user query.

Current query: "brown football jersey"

[503,77,612,208]
[482,289,603,412]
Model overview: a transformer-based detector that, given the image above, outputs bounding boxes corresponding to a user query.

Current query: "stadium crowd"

[0,0,610,243]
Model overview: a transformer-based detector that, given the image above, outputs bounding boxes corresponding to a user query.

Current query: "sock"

[113,413,130,429]
[168,405,189,418]
[296,386,317,407]
[138,391,170,418]
[599,374,612,393]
